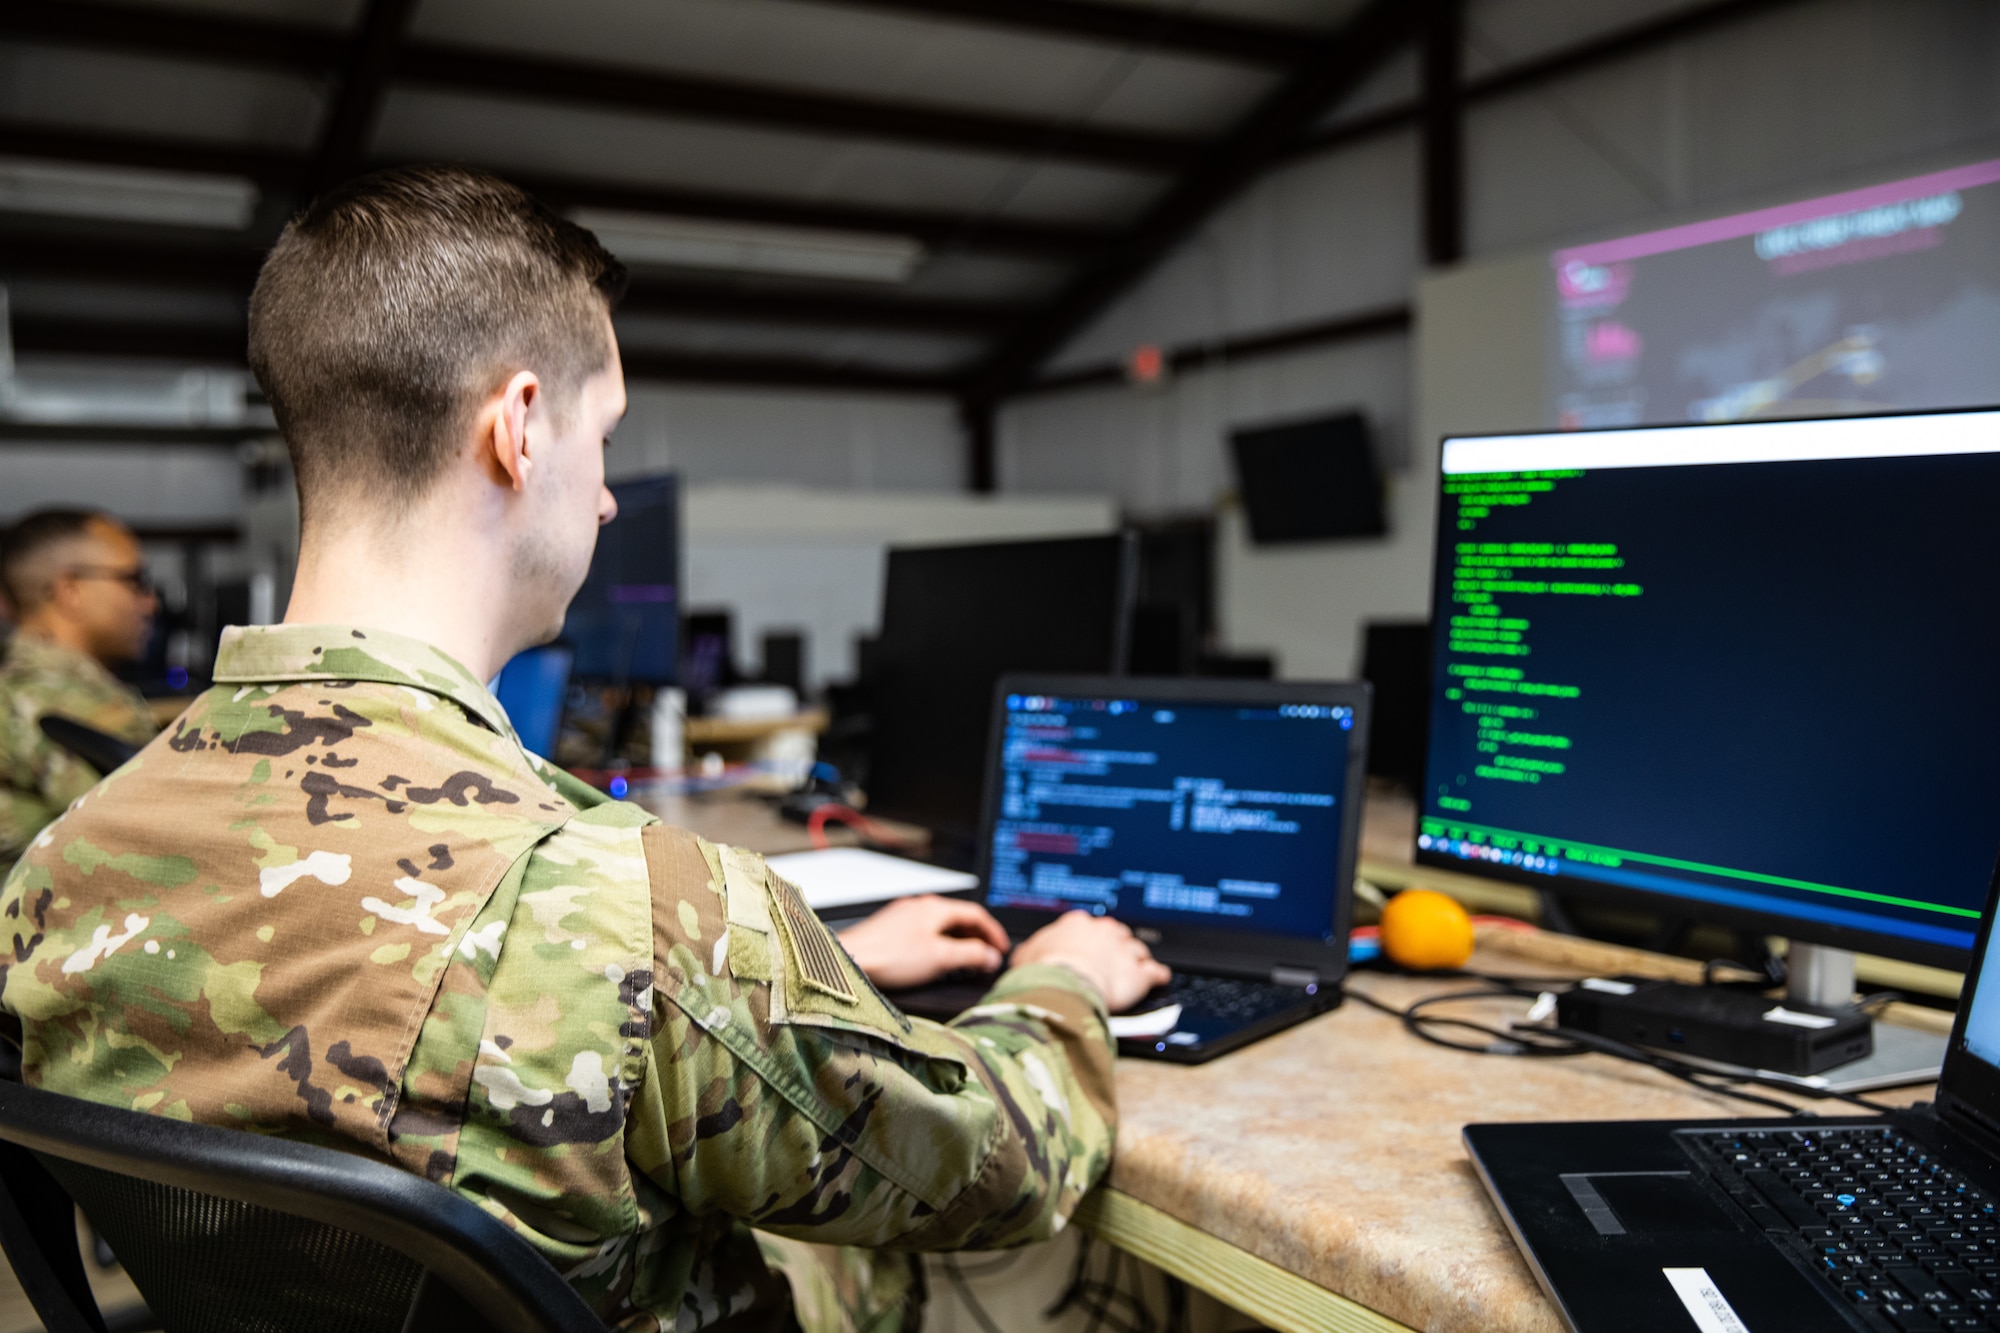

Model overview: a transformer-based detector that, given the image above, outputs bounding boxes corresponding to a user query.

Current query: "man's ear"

[482,371,543,493]
[45,573,82,621]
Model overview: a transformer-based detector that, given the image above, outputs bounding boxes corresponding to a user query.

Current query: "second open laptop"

[1465,852,2000,1333]
[888,674,1371,1064]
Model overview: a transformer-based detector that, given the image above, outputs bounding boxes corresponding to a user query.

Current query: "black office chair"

[0,1077,610,1332]
[36,716,141,775]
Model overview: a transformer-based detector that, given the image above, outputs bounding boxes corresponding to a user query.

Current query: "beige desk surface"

[646,783,1951,1333]
[630,787,926,858]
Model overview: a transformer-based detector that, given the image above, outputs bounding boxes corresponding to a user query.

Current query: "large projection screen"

[1552,157,2000,430]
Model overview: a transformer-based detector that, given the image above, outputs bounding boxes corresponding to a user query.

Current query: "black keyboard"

[1142,972,1313,1024]
[1684,1126,2000,1332]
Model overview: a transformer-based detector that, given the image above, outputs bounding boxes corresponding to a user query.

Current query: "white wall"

[602,386,1105,687]
[609,383,963,491]
[997,0,2000,679]
[684,484,1117,685]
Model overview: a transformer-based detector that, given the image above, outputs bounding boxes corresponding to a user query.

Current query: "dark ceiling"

[0,0,1805,483]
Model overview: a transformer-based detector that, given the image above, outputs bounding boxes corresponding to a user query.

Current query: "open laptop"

[887,674,1371,1064]
[1466,862,2000,1333]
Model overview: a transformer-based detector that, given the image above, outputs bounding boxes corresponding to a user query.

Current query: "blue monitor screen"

[494,644,573,759]
[1420,411,2000,964]
[984,692,1355,941]
[564,475,679,683]
[1965,913,2000,1070]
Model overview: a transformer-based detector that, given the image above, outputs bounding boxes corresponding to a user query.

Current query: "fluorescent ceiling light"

[0,158,258,229]
[1,361,263,428]
[571,208,926,284]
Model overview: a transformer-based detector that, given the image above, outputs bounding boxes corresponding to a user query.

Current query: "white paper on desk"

[1107,1005,1183,1040]
[763,848,979,911]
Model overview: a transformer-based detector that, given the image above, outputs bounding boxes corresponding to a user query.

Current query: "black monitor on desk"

[865,533,1138,850]
[1417,409,2000,1056]
[563,474,680,685]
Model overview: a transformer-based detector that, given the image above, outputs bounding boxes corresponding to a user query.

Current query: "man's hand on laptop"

[1012,912,1172,1012]
[838,895,1010,990]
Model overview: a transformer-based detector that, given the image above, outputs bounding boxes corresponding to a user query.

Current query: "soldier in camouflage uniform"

[0,167,1170,1333]
[0,510,159,884]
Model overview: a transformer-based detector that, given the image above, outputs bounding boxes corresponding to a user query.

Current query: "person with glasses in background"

[0,509,159,883]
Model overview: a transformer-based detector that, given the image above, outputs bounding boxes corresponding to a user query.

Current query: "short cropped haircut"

[1,509,112,612]
[247,166,627,522]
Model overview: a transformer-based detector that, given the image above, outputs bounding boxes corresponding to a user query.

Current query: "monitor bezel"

[977,672,1372,982]
[1414,404,2000,972]
[1937,854,2000,1140]
[862,532,1139,839]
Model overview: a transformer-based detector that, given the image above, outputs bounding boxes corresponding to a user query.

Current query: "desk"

[1085,925,1943,1333]
[630,786,925,857]
[644,788,1952,1333]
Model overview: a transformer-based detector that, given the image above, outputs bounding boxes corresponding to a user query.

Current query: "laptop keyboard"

[1145,972,1313,1024]
[1684,1126,2000,1331]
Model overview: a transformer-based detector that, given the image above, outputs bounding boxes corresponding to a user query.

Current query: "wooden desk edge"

[1073,1190,1415,1333]
[1359,857,1966,1007]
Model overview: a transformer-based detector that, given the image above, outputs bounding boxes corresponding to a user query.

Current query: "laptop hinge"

[1271,966,1319,988]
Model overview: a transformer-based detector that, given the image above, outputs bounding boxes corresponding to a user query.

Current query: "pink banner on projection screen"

[1554,158,2000,268]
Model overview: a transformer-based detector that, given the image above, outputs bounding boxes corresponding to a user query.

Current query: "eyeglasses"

[64,565,156,597]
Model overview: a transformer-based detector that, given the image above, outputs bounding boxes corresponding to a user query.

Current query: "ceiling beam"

[789,0,1324,69]
[3,2,1204,173]
[1282,0,1816,162]
[0,238,264,288]
[968,0,1420,401]
[9,316,959,396]
[0,422,265,448]
[1422,0,1465,266]
[308,0,420,195]
[0,119,1114,261]
[0,120,307,188]
[1018,304,1413,397]
[10,317,246,364]
[508,172,1114,261]
[601,349,958,395]
[1468,0,1813,104]
[0,236,1029,333]
[391,44,1201,173]
[617,284,1025,334]
[0,1,332,69]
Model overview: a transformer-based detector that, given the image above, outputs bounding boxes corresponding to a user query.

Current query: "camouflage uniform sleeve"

[0,659,157,867]
[625,827,1117,1253]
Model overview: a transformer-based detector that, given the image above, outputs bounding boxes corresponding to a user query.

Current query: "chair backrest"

[37,715,141,775]
[0,1078,608,1333]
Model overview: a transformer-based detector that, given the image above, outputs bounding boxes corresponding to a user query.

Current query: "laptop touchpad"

[1562,1172,1741,1236]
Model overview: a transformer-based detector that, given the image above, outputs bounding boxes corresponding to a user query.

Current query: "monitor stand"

[1716,943,1945,1095]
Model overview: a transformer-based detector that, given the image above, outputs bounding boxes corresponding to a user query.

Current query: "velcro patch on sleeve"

[770,873,855,1004]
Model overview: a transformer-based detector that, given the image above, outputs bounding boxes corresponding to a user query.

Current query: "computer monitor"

[1417,408,2000,977]
[1230,411,1386,544]
[978,676,1369,980]
[492,644,574,758]
[563,474,680,684]
[865,533,1137,845]
[1359,620,1430,794]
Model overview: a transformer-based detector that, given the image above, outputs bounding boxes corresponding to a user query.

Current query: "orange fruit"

[1379,888,1474,971]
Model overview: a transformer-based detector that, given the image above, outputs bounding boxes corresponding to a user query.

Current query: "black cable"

[1045,1235,1092,1322]
[1538,1024,1814,1114]
[1051,1234,1155,1333]
[1345,978,1901,1116]
[940,1255,1005,1333]
[1164,1272,1190,1333]
[1346,978,1587,1057]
